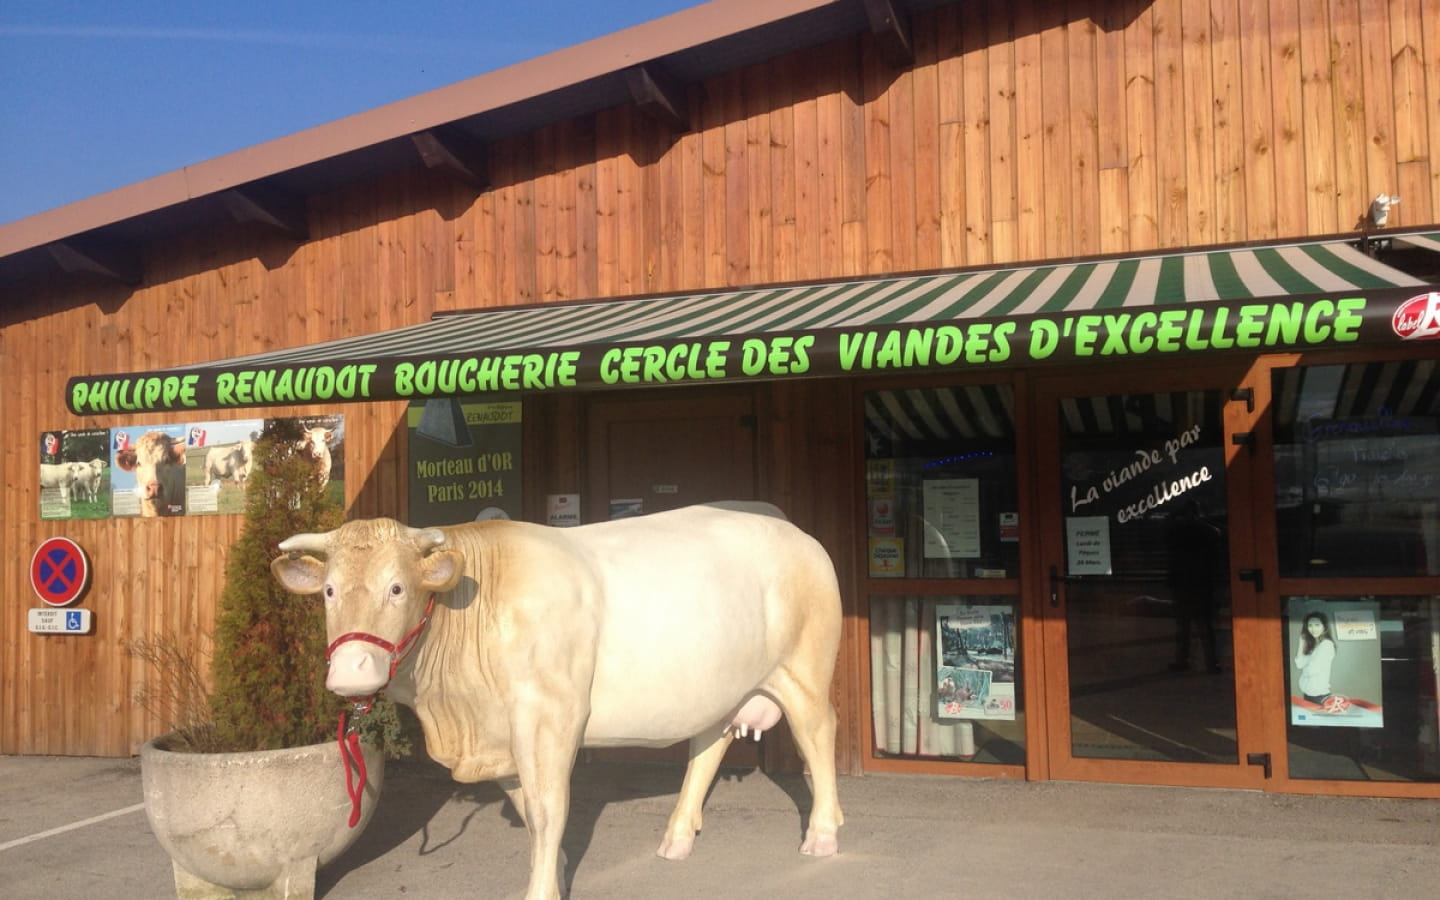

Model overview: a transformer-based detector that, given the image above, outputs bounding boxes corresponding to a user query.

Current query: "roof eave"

[0,0,854,261]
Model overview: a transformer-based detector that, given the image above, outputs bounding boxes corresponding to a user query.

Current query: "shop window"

[1284,595,1440,782]
[869,596,1024,764]
[864,386,1022,765]
[863,386,1020,579]
[1273,363,1440,577]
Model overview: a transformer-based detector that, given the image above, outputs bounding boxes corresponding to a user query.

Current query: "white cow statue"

[271,502,843,900]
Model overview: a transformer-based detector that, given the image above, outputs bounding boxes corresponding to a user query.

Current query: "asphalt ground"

[2,753,1437,899]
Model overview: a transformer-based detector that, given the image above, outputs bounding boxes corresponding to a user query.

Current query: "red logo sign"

[1392,292,1440,340]
[30,537,90,607]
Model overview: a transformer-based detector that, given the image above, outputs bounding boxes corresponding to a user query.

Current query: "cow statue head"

[272,519,465,698]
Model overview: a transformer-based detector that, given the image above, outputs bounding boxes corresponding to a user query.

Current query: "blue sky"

[0,1,699,226]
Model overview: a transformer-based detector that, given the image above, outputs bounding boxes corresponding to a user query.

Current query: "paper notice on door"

[1065,516,1112,575]
[922,479,980,559]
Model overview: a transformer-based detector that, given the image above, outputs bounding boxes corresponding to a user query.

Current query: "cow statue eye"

[323,584,336,606]
[389,583,404,600]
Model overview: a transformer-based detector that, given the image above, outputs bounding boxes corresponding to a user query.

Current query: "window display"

[869,595,1023,764]
[863,386,1019,578]
[1273,362,1440,577]
[864,385,1023,765]
[1285,595,1440,782]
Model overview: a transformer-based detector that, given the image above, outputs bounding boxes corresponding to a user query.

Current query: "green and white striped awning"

[66,230,1440,415]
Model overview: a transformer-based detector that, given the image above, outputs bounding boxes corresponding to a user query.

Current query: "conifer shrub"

[132,417,410,756]
[208,418,345,749]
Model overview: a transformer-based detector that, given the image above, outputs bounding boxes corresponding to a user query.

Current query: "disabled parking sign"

[28,607,93,635]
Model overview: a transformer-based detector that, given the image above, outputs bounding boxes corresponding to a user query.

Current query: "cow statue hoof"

[801,828,840,857]
[656,833,697,861]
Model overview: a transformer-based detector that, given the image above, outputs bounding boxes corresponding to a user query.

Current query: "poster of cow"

[295,413,345,508]
[38,427,111,521]
[38,415,343,519]
[109,424,189,517]
[182,418,263,516]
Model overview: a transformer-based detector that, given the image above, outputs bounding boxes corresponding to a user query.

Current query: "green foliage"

[208,418,346,751]
[127,418,412,757]
[206,419,411,757]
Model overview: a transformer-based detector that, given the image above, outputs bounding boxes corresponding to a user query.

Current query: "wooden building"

[4,0,1440,800]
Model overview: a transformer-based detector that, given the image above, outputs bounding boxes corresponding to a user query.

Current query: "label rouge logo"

[1392,292,1440,340]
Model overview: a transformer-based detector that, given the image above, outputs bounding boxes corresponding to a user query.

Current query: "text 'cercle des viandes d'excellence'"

[67,297,1369,413]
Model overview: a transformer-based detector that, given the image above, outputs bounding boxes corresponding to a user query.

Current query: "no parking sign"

[30,536,89,606]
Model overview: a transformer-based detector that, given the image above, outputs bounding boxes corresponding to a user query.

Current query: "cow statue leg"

[657,729,734,860]
[510,710,584,900]
[499,777,570,893]
[768,675,843,857]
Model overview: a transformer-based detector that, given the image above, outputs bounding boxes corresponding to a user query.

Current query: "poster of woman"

[1287,598,1385,728]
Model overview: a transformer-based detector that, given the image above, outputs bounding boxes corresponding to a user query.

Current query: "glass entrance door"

[1036,366,1267,786]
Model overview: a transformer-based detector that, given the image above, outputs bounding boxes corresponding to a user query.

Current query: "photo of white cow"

[183,419,263,516]
[38,428,111,520]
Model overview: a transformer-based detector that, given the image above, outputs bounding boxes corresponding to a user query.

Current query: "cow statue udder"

[271,502,843,900]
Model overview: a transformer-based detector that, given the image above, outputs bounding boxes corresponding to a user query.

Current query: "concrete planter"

[140,734,384,900]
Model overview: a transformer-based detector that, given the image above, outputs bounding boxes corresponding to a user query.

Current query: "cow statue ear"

[271,554,327,596]
[419,548,465,593]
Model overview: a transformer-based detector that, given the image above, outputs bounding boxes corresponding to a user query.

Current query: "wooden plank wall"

[3,0,1438,757]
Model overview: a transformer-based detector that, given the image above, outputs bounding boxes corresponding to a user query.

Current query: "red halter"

[331,592,436,829]
[326,592,437,707]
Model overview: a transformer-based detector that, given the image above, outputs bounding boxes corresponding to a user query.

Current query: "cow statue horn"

[406,526,447,551]
[278,531,333,554]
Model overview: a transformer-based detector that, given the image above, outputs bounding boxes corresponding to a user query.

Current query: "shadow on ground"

[318,758,817,898]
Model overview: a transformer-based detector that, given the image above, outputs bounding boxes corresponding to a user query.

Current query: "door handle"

[1237,568,1264,592]
[1049,565,1061,607]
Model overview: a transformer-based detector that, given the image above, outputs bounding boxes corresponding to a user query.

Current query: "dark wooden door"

[585,389,757,522]
[584,387,765,769]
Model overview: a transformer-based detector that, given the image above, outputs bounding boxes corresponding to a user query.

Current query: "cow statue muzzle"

[324,592,435,702]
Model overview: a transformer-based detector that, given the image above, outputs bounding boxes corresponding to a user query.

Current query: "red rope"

[337,711,367,828]
[328,593,438,829]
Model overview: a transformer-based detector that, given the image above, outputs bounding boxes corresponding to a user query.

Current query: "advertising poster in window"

[935,604,1016,720]
[866,458,895,497]
[1287,597,1385,728]
[183,419,264,516]
[869,537,905,577]
[407,398,521,526]
[922,478,980,558]
[38,427,111,520]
